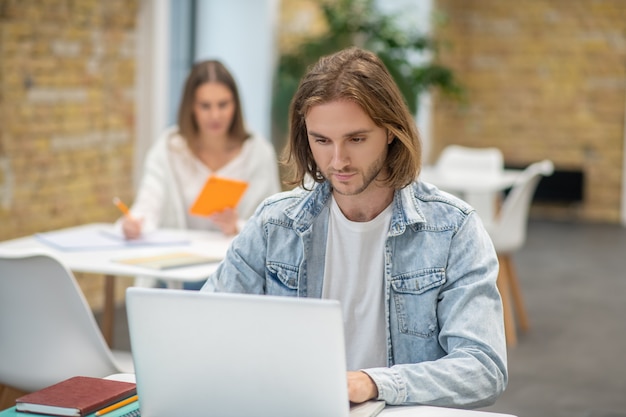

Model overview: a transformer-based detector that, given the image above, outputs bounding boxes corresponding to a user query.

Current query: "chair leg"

[496,255,517,347]
[503,255,530,333]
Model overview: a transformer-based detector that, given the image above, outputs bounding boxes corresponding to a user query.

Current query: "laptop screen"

[126,288,351,417]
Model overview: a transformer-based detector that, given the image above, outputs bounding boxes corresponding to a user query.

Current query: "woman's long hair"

[177,60,249,144]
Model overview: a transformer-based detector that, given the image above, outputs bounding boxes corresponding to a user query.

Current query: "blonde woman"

[122,60,280,239]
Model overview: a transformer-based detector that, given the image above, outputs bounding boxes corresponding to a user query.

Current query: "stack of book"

[14,376,136,417]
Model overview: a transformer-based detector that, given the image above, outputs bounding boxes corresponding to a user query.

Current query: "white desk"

[0,402,515,417]
[0,223,233,346]
[381,406,515,416]
[105,373,516,416]
[420,166,523,224]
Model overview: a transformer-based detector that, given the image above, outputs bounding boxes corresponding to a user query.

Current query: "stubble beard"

[325,152,388,197]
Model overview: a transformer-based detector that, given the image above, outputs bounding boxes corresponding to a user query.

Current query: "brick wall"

[0,0,138,309]
[433,0,626,223]
[1,0,623,316]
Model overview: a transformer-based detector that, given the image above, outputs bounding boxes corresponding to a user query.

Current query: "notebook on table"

[125,288,385,417]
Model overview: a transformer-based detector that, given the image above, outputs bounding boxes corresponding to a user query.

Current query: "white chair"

[0,251,134,393]
[484,159,554,347]
[434,145,505,222]
[435,144,504,175]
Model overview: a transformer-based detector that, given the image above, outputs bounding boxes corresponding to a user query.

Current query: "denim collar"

[283,181,426,235]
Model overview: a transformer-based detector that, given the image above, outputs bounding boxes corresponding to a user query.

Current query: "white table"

[420,166,523,224]
[381,406,515,416]
[0,223,233,346]
[106,373,515,416]
[106,372,517,416]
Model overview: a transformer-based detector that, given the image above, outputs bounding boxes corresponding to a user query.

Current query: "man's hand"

[347,371,378,404]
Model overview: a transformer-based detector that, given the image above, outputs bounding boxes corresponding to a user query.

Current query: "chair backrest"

[435,145,504,175]
[0,251,129,392]
[487,160,554,253]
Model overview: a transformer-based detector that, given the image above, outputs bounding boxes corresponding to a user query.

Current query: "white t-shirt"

[322,196,392,371]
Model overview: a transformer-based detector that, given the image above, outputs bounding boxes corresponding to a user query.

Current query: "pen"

[95,394,138,416]
[112,197,132,218]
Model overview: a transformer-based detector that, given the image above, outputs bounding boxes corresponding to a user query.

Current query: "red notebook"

[15,376,136,417]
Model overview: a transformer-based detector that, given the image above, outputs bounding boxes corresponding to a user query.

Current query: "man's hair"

[283,46,422,189]
[177,60,249,144]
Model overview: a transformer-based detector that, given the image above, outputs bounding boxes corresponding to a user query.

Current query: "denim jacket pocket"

[390,268,446,338]
[266,262,299,295]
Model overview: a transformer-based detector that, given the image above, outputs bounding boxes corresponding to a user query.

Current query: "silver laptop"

[126,288,385,417]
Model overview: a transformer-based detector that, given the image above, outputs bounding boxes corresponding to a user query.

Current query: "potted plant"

[271,0,463,153]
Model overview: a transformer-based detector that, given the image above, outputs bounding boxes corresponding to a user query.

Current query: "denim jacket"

[203,180,508,408]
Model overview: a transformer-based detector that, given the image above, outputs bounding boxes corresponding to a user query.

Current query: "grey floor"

[104,219,626,417]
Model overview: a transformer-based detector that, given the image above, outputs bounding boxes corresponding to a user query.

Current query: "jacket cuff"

[361,367,406,405]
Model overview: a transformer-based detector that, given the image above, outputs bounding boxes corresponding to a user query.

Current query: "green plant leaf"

[271,0,463,149]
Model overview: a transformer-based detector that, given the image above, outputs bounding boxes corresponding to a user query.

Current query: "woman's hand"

[209,208,239,236]
[121,216,143,239]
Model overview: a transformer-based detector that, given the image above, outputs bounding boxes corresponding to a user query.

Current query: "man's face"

[305,100,392,197]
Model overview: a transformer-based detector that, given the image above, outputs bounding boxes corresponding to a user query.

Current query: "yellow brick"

[433,0,625,223]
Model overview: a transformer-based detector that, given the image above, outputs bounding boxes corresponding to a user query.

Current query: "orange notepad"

[190,175,248,216]
[15,376,136,417]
